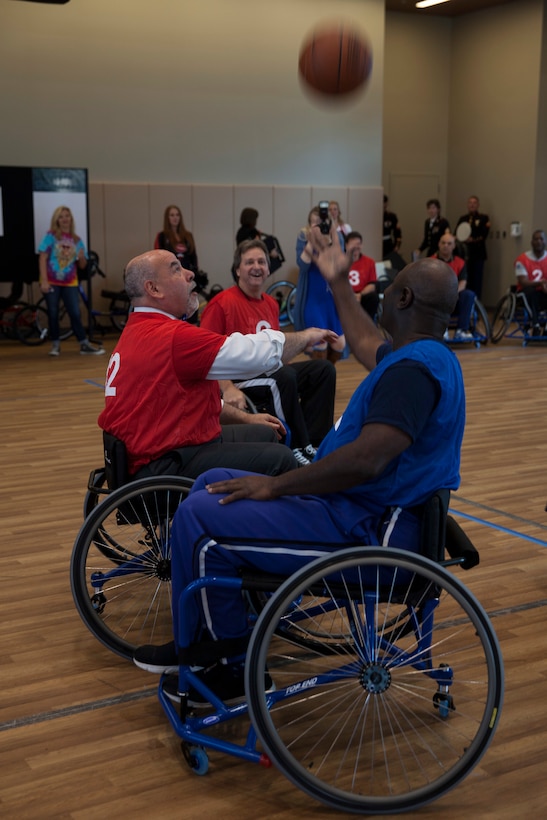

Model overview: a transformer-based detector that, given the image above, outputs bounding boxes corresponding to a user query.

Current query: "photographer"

[293,205,347,363]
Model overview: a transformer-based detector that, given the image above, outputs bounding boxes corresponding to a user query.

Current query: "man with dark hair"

[455,196,490,299]
[345,230,379,319]
[201,239,336,466]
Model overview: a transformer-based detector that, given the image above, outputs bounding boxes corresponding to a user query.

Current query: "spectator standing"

[415,199,450,259]
[455,196,490,300]
[38,205,104,357]
[294,207,347,363]
[329,201,352,239]
[382,195,402,258]
[154,205,198,273]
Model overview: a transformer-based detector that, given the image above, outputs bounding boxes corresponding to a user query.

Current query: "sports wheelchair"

[491,285,547,345]
[71,435,195,658]
[71,467,504,813]
[445,296,490,347]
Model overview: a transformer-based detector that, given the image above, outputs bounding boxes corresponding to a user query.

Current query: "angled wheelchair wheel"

[470,298,490,346]
[265,280,297,328]
[491,292,515,343]
[71,476,193,659]
[246,547,503,815]
[12,303,49,345]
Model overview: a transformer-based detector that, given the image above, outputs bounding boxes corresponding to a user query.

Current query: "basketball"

[298,24,372,97]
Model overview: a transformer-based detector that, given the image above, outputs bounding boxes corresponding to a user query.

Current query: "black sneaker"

[292,447,312,467]
[134,641,178,674]
[80,342,105,355]
[162,662,274,708]
[532,325,542,337]
[303,444,317,461]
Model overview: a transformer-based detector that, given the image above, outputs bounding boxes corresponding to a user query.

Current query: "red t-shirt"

[433,253,466,281]
[515,251,547,291]
[347,255,377,293]
[200,285,280,334]
[98,311,225,474]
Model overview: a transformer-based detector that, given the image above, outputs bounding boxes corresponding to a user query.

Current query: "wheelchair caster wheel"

[91,592,106,614]
[433,691,455,718]
[182,743,209,775]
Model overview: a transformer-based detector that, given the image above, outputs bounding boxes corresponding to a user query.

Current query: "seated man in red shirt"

[200,239,336,466]
[433,233,475,342]
[345,231,379,319]
[515,229,547,335]
[98,249,336,479]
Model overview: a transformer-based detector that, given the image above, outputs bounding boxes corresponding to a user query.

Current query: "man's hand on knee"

[206,474,278,504]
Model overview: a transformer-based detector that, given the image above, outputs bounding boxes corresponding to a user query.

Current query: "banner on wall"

[0,165,88,284]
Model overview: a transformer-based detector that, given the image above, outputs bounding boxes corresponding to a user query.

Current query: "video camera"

[318,200,331,235]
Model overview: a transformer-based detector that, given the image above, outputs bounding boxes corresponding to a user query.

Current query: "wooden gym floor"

[1,333,547,819]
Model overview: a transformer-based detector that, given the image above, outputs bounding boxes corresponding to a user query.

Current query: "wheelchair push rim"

[70,475,193,659]
[246,546,504,815]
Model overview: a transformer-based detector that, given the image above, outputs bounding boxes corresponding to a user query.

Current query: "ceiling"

[385,0,518,17]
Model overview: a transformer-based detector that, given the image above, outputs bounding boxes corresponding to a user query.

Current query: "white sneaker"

[49,343,60,356]
[443,330,450,341]
[454,329,474,342]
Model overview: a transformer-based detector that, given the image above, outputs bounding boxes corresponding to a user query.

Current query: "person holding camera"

[293,205,347,364]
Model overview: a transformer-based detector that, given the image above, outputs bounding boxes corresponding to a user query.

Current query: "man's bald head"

[124,251,162,300]
[382,257,458,340]
[399,257,458,314]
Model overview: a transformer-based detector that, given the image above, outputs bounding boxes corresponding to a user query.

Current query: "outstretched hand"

[308,224,351,286]
[206,474,277,505]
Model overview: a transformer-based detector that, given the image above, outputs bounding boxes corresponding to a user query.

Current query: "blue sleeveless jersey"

[315,340,465,529]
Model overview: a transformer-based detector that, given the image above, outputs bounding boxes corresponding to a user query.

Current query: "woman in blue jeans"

[38,205,104,356]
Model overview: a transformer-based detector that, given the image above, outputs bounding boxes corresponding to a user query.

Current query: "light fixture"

[416,0,451,8]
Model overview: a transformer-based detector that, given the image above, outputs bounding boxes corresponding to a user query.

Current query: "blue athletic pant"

[170,468,422,648]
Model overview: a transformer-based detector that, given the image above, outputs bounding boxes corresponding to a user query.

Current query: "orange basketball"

[298,24,372,97]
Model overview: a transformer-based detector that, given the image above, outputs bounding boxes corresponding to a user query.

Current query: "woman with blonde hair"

[154,205,198,272]
[38,205,104,356]
[328,200,352,239]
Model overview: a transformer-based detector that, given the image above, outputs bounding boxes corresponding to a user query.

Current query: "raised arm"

[308,227,385,371]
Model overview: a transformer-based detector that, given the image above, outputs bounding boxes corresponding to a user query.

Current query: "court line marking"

[452,494,547,532]
[450,508,547,548]
[0,687,156,733]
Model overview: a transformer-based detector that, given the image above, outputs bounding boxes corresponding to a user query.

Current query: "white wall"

[448,0,544,305]
[0,0,383,186]
[382,0,545,306]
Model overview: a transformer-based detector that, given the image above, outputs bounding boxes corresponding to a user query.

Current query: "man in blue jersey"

[135,228,465,702]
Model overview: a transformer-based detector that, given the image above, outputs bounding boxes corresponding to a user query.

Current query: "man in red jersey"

[200,239,336,466]
[345,231,379,319]
[98,249,336,478]
[433,233,475,342]
[515,230,547,334]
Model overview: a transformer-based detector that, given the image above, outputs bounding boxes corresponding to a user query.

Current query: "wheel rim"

[247,547,503,814]
[71,476,193,658]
